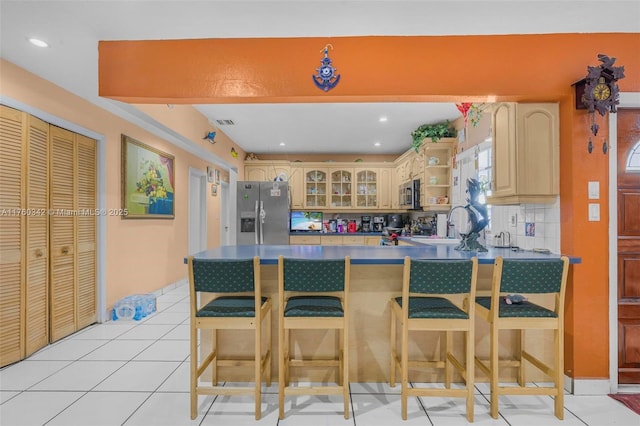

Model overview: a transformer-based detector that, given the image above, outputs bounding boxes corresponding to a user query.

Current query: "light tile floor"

[1,284,638,426]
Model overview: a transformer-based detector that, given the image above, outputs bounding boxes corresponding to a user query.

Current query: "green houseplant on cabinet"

[411,121,456,152]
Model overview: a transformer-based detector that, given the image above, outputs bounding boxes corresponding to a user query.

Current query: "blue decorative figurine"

[203,131,216,144]
[452,178,489,252]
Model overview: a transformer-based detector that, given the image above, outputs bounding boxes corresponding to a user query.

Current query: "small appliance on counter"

[361,216,372,233]
[372,215,386,232]
[388,214,403,229]
[348,220,357,233]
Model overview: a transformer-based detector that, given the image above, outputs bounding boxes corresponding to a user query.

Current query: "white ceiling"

[1,1,638,155]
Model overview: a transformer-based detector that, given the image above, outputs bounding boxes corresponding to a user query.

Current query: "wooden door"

[617,108,640,384]
[0,107,50,366]
[76,135,97,329]
[0,106,25,366]
[49,126,77,341]
[25,115,49,356]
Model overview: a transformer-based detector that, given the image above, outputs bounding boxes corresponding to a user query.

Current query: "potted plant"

[410,120,456,152]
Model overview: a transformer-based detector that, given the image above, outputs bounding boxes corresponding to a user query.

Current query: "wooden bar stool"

[277,256,350,419]
[187,256,272,420]
[390,256,478,422]
[474,256,569,419]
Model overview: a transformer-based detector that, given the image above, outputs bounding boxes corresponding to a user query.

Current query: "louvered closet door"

[76,135,96,329]
[49,126,76,341]
[25,115,49,356]
[49,127,97,341]
[0,106,25,366]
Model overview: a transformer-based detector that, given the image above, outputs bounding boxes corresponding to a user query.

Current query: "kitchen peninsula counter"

[187,243,581,265]
[186,244,579,383]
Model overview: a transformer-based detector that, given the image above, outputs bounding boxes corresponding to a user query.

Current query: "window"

[476,140,492,229]
[627,140,640,172]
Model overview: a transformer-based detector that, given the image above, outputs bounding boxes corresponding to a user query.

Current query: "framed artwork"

[211,184,218,196]
[207,166,214,183]
[121,134,175,219]
[214,169,221,185]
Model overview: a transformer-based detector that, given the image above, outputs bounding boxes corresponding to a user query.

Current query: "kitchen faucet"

[446,205,466,238]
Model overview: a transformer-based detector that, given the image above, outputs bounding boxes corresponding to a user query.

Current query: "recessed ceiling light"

[279,142,286,146]
[379,116,388,122]
[374,142,381,147]
[28,38,49,48]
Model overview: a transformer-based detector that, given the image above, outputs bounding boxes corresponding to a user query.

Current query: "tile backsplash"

[487,197,561,253]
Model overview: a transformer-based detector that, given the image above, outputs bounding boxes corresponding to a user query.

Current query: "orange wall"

[97,33,640,381]
[0,59,244,309]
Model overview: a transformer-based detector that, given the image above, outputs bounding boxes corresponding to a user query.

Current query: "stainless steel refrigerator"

[236,181,290,245]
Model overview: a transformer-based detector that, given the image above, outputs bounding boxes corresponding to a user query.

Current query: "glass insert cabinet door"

[356,169,378,208]
[330,169,352,208]
[304,169,327,208]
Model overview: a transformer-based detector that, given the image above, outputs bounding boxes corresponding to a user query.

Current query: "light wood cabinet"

[488,103,559,205]
[355,168,378,208]
[304,168,329,208]
[290,234,375,246]
[320,235,343,245]
[365,236,382,246]
[329,168,354,208]
[289,166,304,209]
[244,160,290,182]
[378,167,393,209]
[342,235,365,245]
[289,235,321,245]
[421,141,454,211]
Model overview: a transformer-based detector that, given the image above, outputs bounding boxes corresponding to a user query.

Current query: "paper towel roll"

[437,214,447,238]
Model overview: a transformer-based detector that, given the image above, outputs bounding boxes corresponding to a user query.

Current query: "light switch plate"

[588,203,600,221]
[588,181,600,199]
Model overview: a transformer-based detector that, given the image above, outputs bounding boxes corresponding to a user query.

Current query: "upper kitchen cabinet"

[329,168,354,208]
[355,168,378,208]
[304,168,328,208]
[289,165,304,209]
[488,103,559,205]
[378,166,393,209]
[244,160,290,182]
[422,140,454,210]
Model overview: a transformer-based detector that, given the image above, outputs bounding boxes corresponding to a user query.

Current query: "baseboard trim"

[565,375,611,395]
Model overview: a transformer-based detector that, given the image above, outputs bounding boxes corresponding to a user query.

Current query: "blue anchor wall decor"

[313,44,340,92]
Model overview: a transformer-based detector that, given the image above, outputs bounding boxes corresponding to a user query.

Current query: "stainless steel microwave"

[399,179,421,209]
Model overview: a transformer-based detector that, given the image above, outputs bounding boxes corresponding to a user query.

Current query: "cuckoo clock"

[574,54,625,152]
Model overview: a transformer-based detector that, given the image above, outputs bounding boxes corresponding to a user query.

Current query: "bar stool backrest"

[191,258,256,293]
[282,258,346,292]
[499,259,566,294]
[409,259,475,294]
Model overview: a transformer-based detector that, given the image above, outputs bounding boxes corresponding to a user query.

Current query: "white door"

[188,168,207,255]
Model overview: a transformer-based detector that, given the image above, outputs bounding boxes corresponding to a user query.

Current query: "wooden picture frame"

[207,166,215,183]
[211,184,218,196]
[121,134,175,219]
[214,168,221,185]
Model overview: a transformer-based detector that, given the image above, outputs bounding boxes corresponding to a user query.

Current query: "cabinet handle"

[35,249,43,258]
[61,247,69,255]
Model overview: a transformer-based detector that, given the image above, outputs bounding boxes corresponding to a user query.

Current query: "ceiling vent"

[215,119,235,126]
